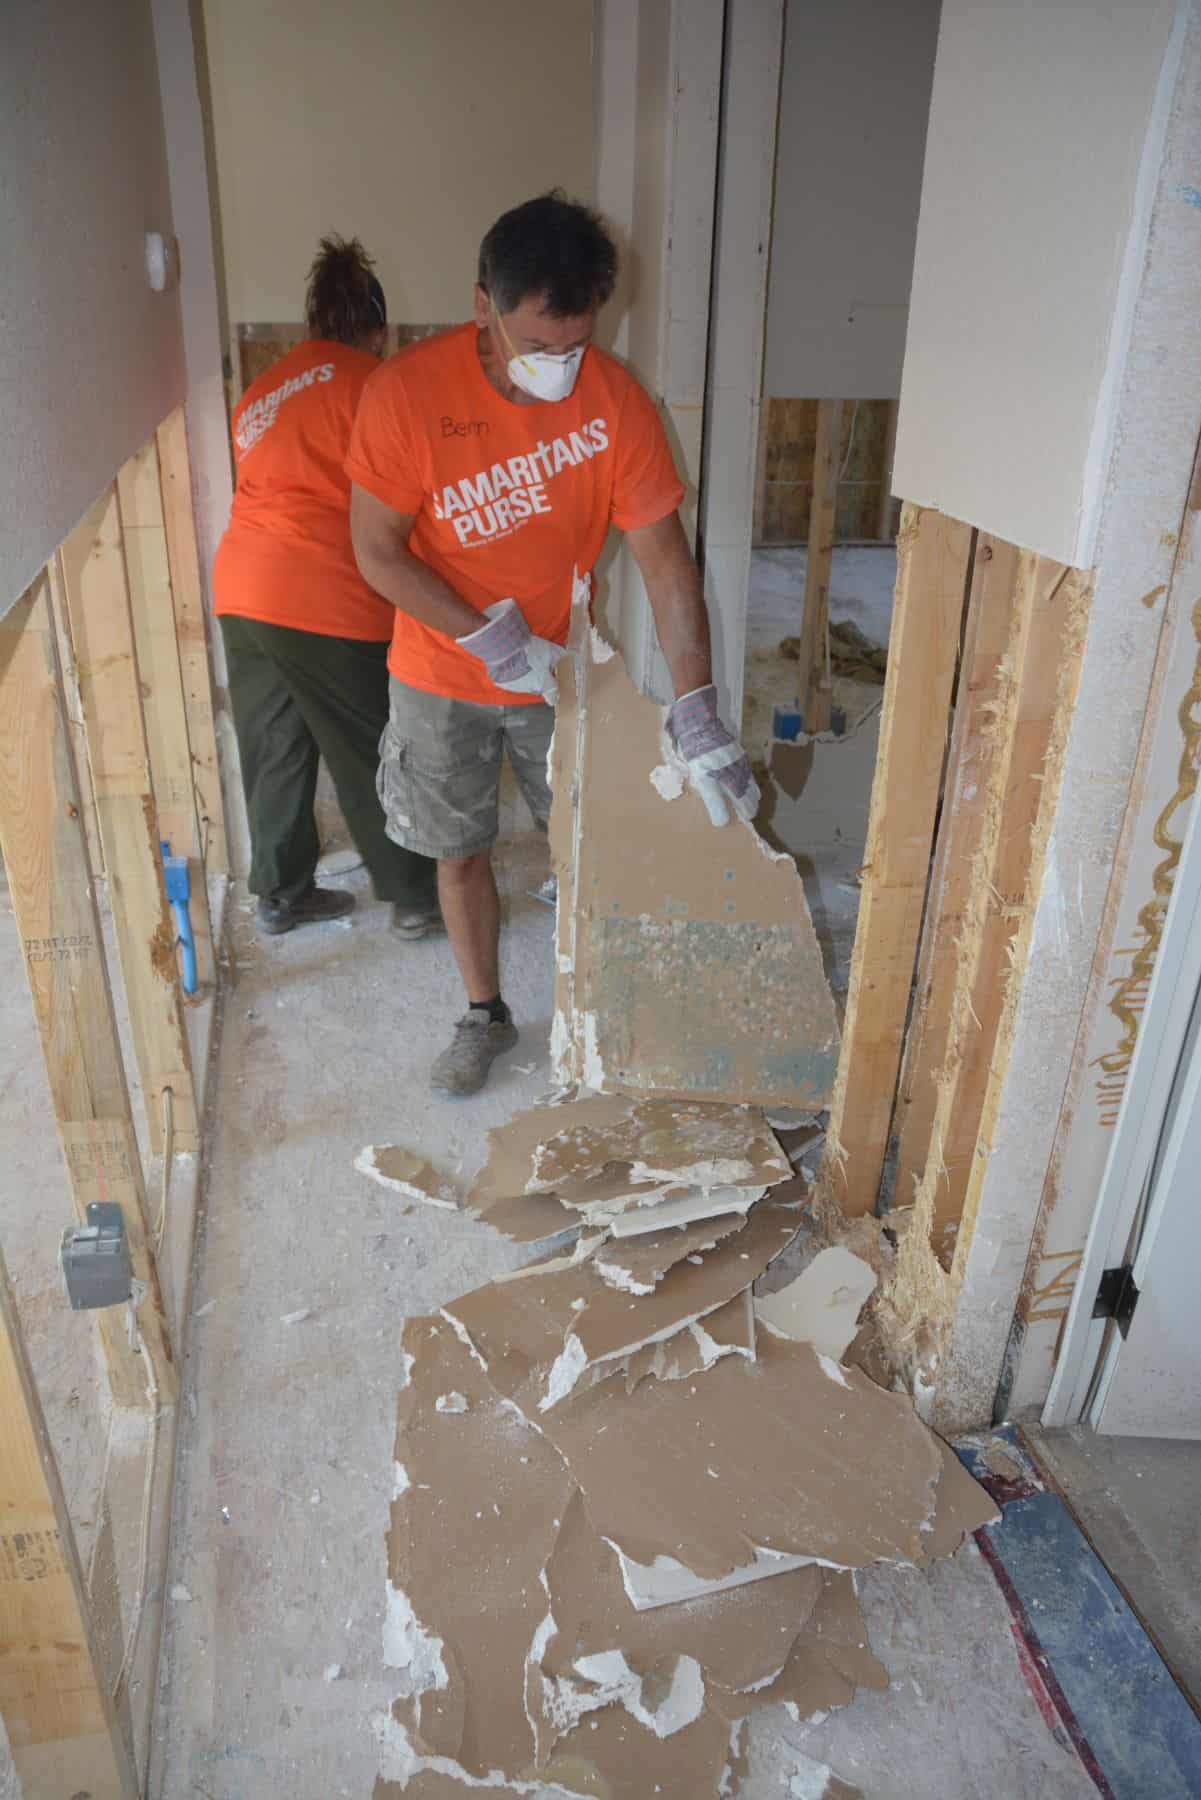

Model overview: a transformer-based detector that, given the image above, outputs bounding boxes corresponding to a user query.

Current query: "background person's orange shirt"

[214,339,397,641]
[344,324,685,704]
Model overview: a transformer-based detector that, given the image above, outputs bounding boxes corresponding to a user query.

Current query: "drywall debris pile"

[371,1094,997,1798]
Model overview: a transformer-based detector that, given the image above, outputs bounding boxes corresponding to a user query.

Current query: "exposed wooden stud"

[0,580,175,1409]
[929,552,1088,1257]
[821,503,975,1217]
[44,550,106,880]
[797,398,846,731]
[891,533,1014,1232]
[155,407,229,878]
[59,490,198,1158]
[118,436,216,990]
[0,1243,139,1798]
[876,397,900,541]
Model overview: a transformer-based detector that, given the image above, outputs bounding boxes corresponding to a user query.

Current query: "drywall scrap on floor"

[549,598,840,1107]
[375,1090,996,1798]
[356,1145,462,1210]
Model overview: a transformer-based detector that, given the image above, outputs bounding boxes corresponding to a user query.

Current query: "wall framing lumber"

[893,551,1091,1266]
[0,579,176,1410]
[0,1243,139,1799]
[891,535,1017,1240]
[155,407,229,879]
[44,550,106,881]
[797,399,845,731]
[59,490,198,1158]
[118,435,216,990]
[819,503,974,1217]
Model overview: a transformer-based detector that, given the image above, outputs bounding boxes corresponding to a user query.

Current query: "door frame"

[1043,771,1201,1427]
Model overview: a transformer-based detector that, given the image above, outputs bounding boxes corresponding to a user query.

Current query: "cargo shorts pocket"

[377,723,416,837]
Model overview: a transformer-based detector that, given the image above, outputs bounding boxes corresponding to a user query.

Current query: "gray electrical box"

[61,1202,133,1310]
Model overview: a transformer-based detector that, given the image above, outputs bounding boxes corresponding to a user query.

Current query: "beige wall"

[202,0,596,326]
[763,0,941,400]
[0,1,186,614]
[893,0,1184,566]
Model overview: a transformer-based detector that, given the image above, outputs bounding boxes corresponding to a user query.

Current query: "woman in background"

[214,236,439,938]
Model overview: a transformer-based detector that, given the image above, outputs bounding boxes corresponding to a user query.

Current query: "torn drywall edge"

[372,1708,577,1798]
[383,1581,450,1690]
[355,1144,461,1209]
[548,583,841,1106]
[570,1651,706,1738]
[612,1543,841,1613]
[607,1186,767,1238]
[592,1213,748,1296]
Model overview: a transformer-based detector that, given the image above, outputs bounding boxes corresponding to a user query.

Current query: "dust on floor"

[143,822,1099,1799]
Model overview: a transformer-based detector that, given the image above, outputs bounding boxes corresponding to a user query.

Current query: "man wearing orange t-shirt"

[348,193,757,1095]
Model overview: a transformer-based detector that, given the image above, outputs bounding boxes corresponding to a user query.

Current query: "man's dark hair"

[478,192,617,318]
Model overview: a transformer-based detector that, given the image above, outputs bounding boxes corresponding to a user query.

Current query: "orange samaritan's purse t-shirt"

[214,339,396,641]
[344,323,685,704]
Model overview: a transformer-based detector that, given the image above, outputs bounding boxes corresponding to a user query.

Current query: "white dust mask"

[493,303,585,401]
[506,344,584,402]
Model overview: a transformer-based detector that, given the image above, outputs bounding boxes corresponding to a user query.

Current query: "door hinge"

[1092,1263,1140,1339]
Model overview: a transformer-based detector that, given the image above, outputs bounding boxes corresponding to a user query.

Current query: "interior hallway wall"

[0,0,186,614]
[763,0,940,400]
[892,0,1184,566]
[201,0,596,327]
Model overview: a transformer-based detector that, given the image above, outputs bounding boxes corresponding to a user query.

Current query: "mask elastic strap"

[490,298,538,379]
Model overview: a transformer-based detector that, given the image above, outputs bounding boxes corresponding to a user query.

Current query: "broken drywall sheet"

[388,1315,574,1780]
[442,1202,802,1416]
[615,1291,756,1393]
[533,1488,823,1739]
[537,1326,945,1595]
[549,599,841,1107]
[526,1096,792,1197]
[357,1145,462,1210]
[705,1570,888,1726]
[753,1246,878,1360]
[593,1213,749,1294]
[919,1438,1000,1562]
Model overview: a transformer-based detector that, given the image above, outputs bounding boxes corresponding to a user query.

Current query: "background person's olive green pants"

[220,614,437,910]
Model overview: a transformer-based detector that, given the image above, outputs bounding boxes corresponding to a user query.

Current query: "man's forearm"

[359,537,481,639]
[350,487,481,639]
[628,513,714,697]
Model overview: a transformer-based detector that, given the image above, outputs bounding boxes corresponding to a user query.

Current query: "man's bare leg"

[430,849,518,1094]
[437,849,500,1002]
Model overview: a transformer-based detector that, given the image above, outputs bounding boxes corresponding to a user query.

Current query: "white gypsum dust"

[650,761,687,801]
[438,1309,489,1373]
[591,1256,656,1297]
[540,1335,589,1411]
[435,1392,469,1414]
[626,1156,758,1188]
[571,1650,706,1738]
[391,1462,411,1498]
[372,1710,577,1797]
[580,1011,605,1088]
[383,1582,448,1689]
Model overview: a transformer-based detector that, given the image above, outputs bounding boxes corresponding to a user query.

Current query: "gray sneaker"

[430,1007,519,1096]
[391,903,445,941]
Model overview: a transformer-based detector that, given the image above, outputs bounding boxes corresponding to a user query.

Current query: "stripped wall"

[0,0,185,614]
[920,0,1201,1432]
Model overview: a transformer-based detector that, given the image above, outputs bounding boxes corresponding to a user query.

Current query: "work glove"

[459,598,565,703]
[666,684,761,827]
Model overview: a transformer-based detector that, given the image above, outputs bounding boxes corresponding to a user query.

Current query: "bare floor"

[145,829,1096,1799]
[1025,1424,1201,1707]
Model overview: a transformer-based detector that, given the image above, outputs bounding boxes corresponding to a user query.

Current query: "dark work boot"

[256,885,356,937]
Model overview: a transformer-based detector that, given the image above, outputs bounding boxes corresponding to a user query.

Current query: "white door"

[1090,982,1201,1439]
[1043,756,1201,1435]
